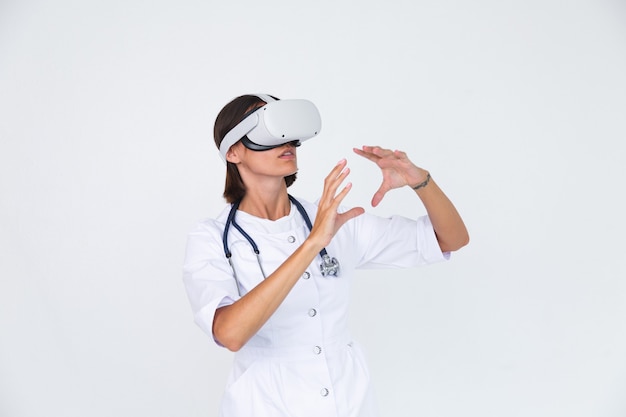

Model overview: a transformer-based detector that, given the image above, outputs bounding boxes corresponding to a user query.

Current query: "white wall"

[1,1,625,416]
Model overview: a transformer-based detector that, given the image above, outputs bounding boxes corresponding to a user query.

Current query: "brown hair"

[213,94,297,203]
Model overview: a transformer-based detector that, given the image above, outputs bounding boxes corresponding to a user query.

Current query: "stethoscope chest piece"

[320,254,340,277]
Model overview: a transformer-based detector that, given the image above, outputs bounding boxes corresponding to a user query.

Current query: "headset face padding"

[240,137,301,151]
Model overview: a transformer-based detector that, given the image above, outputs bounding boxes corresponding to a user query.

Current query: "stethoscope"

[223,195,340,295]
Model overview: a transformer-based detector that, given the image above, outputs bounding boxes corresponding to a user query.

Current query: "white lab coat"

[183,198,448,417]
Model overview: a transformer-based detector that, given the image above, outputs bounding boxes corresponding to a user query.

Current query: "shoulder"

[187,204,232,238]
[184,205,235,263]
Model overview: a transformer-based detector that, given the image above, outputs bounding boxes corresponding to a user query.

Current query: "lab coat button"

[320,388,329,397]
[302,272,310,280]
[313,345,322,355]
[287,236,296,243]
[308,308,317,317]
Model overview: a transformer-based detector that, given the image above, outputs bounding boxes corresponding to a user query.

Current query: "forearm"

[214,160,363,351]
[212,238,321,351]
[413,175,469,252]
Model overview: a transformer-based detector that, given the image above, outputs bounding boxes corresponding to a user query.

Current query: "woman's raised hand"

[308,159,364,249]
[353,146,430,207]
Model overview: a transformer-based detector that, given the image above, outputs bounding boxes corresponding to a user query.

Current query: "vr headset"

[219,94,322,162]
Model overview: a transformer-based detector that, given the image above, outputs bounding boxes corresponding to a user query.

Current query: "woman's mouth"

[279,146,296,158]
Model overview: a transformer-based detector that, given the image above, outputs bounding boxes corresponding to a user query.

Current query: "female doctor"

[183,94,469,417]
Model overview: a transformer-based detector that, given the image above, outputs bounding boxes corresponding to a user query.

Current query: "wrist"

[410,172,431,190]
[302,234,326,255]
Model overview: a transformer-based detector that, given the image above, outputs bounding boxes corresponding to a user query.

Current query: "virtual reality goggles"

[219,94,322,162]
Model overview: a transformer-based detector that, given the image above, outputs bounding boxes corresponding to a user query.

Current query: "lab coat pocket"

[222,360,283,417]
[334,342,372,415]
[345,342,379,417]
[346,341,371,380]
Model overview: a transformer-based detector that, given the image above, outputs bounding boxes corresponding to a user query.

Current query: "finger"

[330,182,364,228]
[320,169,351,210]
[320,159,349,203]
[371,191,385,207]
[359,145,390,157]
[353,147,380,163]
[328,180,355,211]
[393,149,408,159]
[369,146,394,157]
[358,146,398,165]
[312,181,356,236]
[326,158,347,179]
[336,206,365,229]
[330,167,351,192]
[361,145,384,152]
[371,183,390,207]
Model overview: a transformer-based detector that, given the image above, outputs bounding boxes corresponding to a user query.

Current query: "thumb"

[371,184,389,207]
[336,207,365,228]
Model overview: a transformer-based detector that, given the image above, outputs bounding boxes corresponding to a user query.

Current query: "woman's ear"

[225,143,242,164]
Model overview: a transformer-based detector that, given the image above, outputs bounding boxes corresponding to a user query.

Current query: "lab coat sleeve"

[182,219,240,344]
[351,212,449,269]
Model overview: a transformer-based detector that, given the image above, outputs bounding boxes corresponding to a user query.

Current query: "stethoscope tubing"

[222,195,339,295]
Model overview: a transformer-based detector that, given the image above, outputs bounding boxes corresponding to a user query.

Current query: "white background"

[1,1,625,416]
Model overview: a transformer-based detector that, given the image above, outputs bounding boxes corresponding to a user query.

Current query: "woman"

[183,94,469,417]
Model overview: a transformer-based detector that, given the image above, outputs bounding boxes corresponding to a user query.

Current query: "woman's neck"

[238,184,291,221]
